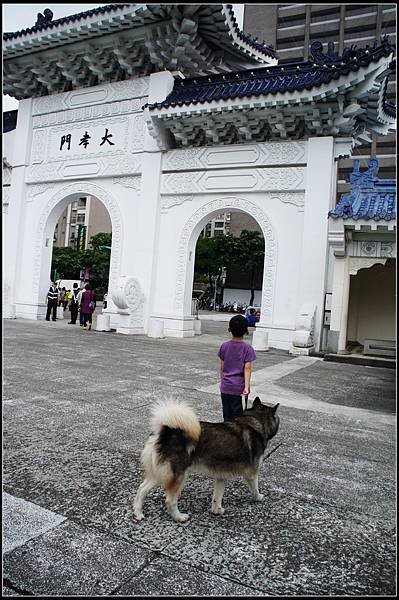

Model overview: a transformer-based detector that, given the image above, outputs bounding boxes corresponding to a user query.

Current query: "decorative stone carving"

[289,304,316,354]
[26,183,55,200]
[112,276,145,334]
[112,276,144,313]
[162,141,307,172]
[31,130,48,164]
[32,98,144,129]
[130,114,146,152]
[32,182,123,303]
[175,197,277,322]
[270,193,305,211]
[3,187,10,210]
[32,78,149,116]
[112,176,142,190]
[349,240,396,258]
[348,257,387,276]
[161,195,194,212]
[162,167,305,195]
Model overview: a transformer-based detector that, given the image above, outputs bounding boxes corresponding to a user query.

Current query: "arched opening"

[35,184,121,322]
[193,211,265,318]
[346,259,396,355]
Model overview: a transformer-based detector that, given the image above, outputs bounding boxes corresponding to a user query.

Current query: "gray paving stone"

[159,497,395,596]
[3,520,152,596]
[3,492,66,553]
[116,556,263,596]
[3,319,396,596]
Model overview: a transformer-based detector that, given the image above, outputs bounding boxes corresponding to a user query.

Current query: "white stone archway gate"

[3,72,346,351]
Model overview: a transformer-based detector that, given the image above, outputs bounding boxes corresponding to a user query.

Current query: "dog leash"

[265,443,282,460]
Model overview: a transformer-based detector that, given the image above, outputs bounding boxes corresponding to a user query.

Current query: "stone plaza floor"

[2,317,396,596]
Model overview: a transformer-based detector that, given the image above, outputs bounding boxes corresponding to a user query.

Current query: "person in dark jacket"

[68,283,80,324]
[45,282,59,321]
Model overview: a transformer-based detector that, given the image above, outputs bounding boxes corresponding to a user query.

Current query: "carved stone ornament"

[32,182,123,301]
[348,257,387,276]
[32,78,149,116]
[270,193,305,211]
[112,176,142,190]
[26,183,55,201]
[112,276,144,314]
[161,195,194,212]
[174,196,277,321]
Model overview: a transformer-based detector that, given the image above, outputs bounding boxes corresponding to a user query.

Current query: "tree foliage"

[194,230,264,305]
[51,232,112,295]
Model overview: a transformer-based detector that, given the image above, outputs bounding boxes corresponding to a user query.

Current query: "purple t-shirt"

[217,341,256,395]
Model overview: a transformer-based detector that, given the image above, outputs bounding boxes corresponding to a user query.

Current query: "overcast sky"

[2,3,245,112]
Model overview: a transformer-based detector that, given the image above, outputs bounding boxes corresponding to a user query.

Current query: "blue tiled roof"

[329,159,396,222]
[147,37,395,110]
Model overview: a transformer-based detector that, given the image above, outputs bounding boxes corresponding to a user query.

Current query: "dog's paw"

[211,507,225,515]
[133,512,145,521]
[253,493,264,502]
[174,512,190,523]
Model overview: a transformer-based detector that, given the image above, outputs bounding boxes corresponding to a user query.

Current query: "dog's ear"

[272,403,280,413]
[252,397,261,407]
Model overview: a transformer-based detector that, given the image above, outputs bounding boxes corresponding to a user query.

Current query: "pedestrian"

[80,283,96,331]
[63,289,70,311]
[246,308,257,327]
[45,281,59,322]
[67,283,80,325]
[217,314,256,422]
[58,286,66,309]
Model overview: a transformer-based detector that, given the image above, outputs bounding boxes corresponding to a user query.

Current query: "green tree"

[51,247,81,279]
[50,232,112,296]
[235,230,265,306]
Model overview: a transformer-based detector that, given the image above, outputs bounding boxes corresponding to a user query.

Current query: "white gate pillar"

[328,256,350,353]
[3,98,33,318]
[296,137,335,351]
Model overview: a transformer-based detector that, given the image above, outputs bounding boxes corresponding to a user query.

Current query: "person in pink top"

[217,314,256,421]
[80,283,96,331]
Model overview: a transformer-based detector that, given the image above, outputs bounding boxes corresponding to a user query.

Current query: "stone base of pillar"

[96,313,111,331]
[57,306,64,319]
[194,319,202,335]
[116,313,144,335]
[289,345,315,356]
[147,319,165,338]
[252,328,269,351]
[3,303,16,319]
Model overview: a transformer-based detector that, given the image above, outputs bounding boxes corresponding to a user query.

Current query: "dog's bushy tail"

[150,398,201,443]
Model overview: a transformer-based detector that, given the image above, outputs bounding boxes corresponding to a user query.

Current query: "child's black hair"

[229,314,249,337]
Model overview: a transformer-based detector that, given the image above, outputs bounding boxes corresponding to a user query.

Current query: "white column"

[3,98,33,318]
[297,137,335,350]
[329,256,350,353]
[136,71,175,333]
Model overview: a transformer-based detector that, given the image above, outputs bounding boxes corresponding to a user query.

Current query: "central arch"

[33,182,123,310]
[174,196,277,325]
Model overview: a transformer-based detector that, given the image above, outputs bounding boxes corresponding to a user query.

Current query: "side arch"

[174,196,277,323]
[32,182,123,302]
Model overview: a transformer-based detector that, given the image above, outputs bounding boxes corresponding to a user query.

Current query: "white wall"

[223,288,262,305]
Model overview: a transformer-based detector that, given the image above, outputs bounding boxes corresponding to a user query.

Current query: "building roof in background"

[3,4,277,100]
[329,159,396,222]
[3,110,18,133]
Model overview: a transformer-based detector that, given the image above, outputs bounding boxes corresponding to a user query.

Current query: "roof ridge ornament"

[35,8,53,27]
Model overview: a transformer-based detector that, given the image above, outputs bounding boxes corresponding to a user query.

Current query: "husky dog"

[133,397,280,522]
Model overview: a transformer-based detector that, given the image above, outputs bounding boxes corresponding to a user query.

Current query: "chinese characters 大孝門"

[60,128,115,150]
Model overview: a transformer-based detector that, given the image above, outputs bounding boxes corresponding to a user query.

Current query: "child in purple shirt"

[217,314,256,422]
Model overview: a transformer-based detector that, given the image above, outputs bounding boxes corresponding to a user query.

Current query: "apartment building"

[54,197,111,249]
